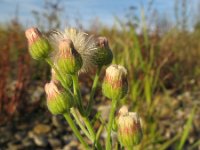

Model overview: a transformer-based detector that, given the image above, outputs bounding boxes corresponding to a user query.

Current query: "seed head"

[48,28,97,72]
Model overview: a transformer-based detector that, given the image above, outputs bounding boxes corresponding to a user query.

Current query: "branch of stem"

[106,99,118,150]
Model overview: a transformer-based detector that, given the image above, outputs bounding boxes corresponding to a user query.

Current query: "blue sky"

[0,0,199,29]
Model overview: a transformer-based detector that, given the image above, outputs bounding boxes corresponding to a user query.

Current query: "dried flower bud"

[45,81,73,114]
[116,106,143,147]
[51,69,72,87]
[25,27,52,60]
[102,65,128,100]
[93,37,113,67]
[55,39,82,74]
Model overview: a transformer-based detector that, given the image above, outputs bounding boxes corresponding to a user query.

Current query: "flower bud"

[93,37,113,67]
[55,39,82,74]
[51,69,72,88]
[102,65,128,100]
[25,27,52,60]
[44,81,73,114]
[116,106,143,147]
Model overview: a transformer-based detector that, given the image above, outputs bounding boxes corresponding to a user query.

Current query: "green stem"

[70,107,92,140]
[71,74,102,149]
[71,108,102,150]
[96,124,104,142]
[83,115,103,149]
[63,113,89,150]
[45,58,73,96]
[86,67,101,115]
[96,141,103,150]
[82,117,96,141]
[72,74,84,113]
[127,146,133,150]
[95,124,104,150]
[106,100,118,150]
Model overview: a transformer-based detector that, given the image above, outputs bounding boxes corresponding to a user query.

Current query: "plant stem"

[71,108,102,150]
[72,74,84,113]
[95,124,104,150]
[63,113,89,150]
[96,124,104,142]
[96,141,103,150]
[82,117,96,141]
[45,58,73,95]
[71,74,102,149]
[106,100,118,150]
[127,146,133,150]
[82,115,103,149]
[70,107,92,140]
[86,67,101,115]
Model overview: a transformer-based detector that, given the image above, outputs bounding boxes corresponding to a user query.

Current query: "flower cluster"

[25,27,143,150]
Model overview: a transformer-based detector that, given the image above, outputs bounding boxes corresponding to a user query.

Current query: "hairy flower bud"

[55,39,82,74]
[25,27,52,60]
[93,37,113,67]
[102,65,128,100]
[51,69,72,87]
[116,106,143,147]
[45,81,73,114]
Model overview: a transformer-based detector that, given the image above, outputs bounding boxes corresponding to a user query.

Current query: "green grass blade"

[177,107,196,150]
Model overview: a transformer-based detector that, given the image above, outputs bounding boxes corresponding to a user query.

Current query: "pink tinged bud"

[58,39,74,58]
[98,37,109,47]
[113,105,129,131]
[97,37,111,54]
[116,106,143,147]
[93,37,113,67]
[105,65,127,86]
[55,39,82,75]
[25,27,52,60]
[102,65,128,100]
[44,81,73,114]
[45,81,60,100]
[25,27,42,45]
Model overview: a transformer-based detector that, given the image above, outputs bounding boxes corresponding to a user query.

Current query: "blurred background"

[0,0,200,149]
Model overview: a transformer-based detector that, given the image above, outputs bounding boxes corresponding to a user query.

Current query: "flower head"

[48,28,97,72]
[116,106,143,147]
[25,27,52,60]
[55,38,82,74]
[102,64,128,100]
[92,37,113,68]
[44,81,73,114]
